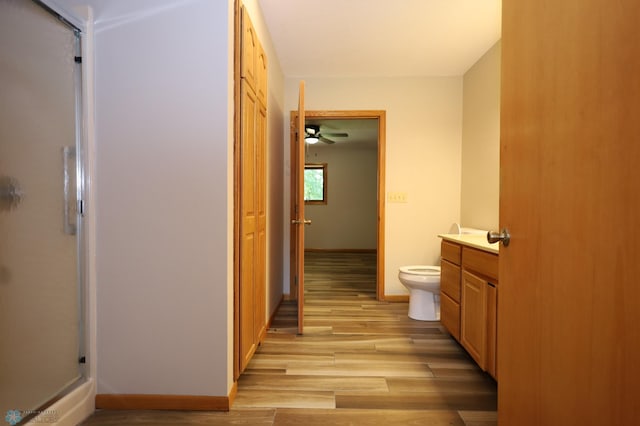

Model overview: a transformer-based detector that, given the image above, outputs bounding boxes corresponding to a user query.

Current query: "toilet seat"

[399,265,441,276]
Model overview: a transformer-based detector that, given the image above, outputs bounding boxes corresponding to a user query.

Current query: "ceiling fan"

[304,124,348,145]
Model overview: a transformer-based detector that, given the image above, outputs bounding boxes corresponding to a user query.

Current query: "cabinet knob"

[487,229,510,246]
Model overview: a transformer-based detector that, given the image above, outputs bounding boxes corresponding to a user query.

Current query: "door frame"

[289,110,387,302]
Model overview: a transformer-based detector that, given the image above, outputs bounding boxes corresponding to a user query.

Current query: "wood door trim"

[289,110,386,301]
[232,0,241,382]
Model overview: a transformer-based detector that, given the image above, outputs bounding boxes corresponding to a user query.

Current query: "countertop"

[438,233,499,254]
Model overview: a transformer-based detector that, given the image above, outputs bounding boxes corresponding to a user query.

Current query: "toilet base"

[407,290,440,321]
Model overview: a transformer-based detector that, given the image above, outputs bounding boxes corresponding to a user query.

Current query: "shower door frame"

[1,0,89,418]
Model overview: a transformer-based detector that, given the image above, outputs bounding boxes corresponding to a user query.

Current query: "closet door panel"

[254,102,267,343]
[241,7,257,90]
[239,82,258,372]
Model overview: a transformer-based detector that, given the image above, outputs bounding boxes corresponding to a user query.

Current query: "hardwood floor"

[81,252,497,425]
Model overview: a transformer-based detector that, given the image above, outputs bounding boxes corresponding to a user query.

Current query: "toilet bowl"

[398,265,441,321]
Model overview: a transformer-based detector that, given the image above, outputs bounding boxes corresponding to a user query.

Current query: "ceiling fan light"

[305,136,319,144]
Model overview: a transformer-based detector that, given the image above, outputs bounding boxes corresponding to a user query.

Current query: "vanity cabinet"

[440,239,498,379]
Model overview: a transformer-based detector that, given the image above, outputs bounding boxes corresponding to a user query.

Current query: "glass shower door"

[0,0,83,419]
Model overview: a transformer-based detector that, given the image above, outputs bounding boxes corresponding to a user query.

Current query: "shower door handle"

[63,146,77,235]
[0,176,23,211]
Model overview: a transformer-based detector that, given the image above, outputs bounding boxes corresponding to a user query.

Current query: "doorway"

[289,110,387,321]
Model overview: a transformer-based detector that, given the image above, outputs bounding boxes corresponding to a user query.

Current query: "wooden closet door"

[254,101,267,343]
[293,81,305,334]
[239,81,257,372]
[241,7,256,90]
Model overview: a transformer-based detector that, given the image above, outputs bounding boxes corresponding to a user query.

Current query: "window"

[304,163,327,204]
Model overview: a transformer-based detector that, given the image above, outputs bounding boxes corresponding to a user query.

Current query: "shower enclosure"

[0,0,85,419]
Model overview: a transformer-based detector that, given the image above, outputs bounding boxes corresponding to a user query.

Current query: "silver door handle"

[292,219,312,225]
[63,146,77,235]
[487,228,510,246]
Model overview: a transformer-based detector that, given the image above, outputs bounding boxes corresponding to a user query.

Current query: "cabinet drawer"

[462,247,498,281]
[441,240,461,265]
[440,292,460,341]
[440,259,461,302]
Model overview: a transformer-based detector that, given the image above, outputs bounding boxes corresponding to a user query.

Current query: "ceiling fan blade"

[321,132,348,138]
[319,136,335,144]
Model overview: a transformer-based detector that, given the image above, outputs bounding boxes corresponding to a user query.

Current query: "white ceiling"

[258,0,502,77]
[48,0,501,77]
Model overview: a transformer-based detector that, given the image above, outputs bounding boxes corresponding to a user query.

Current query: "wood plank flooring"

[81,252,497,425]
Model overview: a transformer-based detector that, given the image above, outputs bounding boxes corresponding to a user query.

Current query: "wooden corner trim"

[95,393,231,411]
[266,294,284,329]
[228,381,238,408]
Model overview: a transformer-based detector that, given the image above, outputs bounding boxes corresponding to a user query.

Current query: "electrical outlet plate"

[387,191,408,203]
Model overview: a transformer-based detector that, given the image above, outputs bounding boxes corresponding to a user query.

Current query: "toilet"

[398,265,441,321]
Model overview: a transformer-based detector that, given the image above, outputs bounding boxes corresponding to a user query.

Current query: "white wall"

[284,77,462,296]
[93,0,233,396]
[461,41,501,231]
[304,145,378,250]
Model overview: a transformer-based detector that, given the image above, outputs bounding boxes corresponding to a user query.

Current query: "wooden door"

[499,0,640,424]
[239,81,257,371]
[290,81,306,334]
[255,101,267,343]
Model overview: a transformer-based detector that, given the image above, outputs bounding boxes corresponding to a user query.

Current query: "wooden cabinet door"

[500,0,640,423]
[461,270,487,368]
